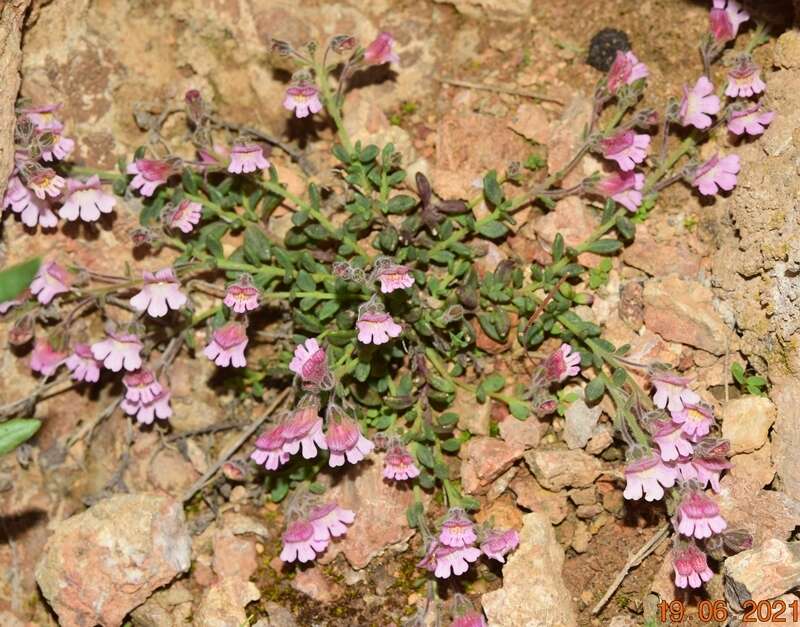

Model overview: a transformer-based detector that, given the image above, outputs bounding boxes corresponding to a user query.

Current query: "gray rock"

[563,399,602,449]
[525,448,603,490]
[725,540,800,610]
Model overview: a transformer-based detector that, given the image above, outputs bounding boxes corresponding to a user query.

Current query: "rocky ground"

[1,0,800,626]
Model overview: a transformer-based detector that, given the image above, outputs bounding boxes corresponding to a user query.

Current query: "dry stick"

[66,396,123,449]
[592,523,670,615]
[436,77,564,105]
[181,388,291,504]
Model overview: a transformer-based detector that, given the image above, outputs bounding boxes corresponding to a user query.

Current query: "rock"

[531,197,604,268]
[212,531,259,580]
[254,603,298,627]
[730,441,776,488]
[510,470,570,525]
[476,493,524,531]
[722,396,776,454]
[575,504,603,520]
[481,512,578,627]
[569,486,596,506]
[725,540,800,608]
[148,448,200,495]
[498,415,545,449]
[508,102,551,144]
[525,449,603,491]
[291,566,344,603]
[563,399,603,449]
[453,388,492,436]
[194,578,260,627]
[571,520,591,553]
[460,436,525,495]
[487,465,519,500]
[547,95,593,188]
[602,489,625,517]
[0,0,29,201]
[432,0,533,20]
[622,229,702,278]
[130,582,193,627]
[586,428,614,455]
[36,494,192,627]
[771,379,800,500]
[643,276,731,355]
[775,31,800,69]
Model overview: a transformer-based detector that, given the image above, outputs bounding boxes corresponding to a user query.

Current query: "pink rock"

[524,448,604,491]
[508,102,551,144]
[460,437,525,495]
[531,196,605,268]
[498,415,545,449]
[212,531,259,580]
[622,229,702,278]
[510,470,570,525]
[290,566,344,603]
[194,578,260,627]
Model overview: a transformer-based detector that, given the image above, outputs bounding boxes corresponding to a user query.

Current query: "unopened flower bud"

[722,528,753,554]
[458,285,479,310]
[271,39,293,57]
[130,227,155,247]
[9,314,35,347]
[535,398,558,417]
[442,305,465,324]
[331,35,356,53]
[633,108,659,128]
[221,460,250,482]
[184,89,206,124]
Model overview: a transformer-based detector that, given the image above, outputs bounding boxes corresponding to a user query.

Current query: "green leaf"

[0,258,41,303]
[508,399,530,420]
[616,215,636,240]
[483,171,503,206]
[243,226,271,263]
[552,233,565,262]
[584,378,606,403]
[386,195,417,214]
[584,239,622,254]
[296,270,316,292]
[332,144,350,164]
[476,220,509,239]
[483,373,506,393]
[308,482,326,495]
[441,438,461,452]
[730,362,746,384]
[746,375,767,387]
[416,445,435,469]
[359,144,379,163]
[270,478,290,502]
[0,419,41,455]
[437,412,459,428]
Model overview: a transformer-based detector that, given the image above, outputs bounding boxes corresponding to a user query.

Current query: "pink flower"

[3,176,58,228]
[326,416,374,467]
[227,143,270,174]
[543,343,581,383]
[281,405,327,459]
[30,339,67,376]
[91,332,143,372]
[283,84,323,119]
[130,268,187,318]
[725,59,765,98]
[20,103,63,131]
[288,338,329,386]
[679,76,721,130]
[280,520,328,563]
[126,159,172,197]
[65,343,102,383]
[480,529,520,563]
[30,261,71,305]
[122,368,163,403]
[676,491,727,539]
[673,545,713,589]
[607,51,649,94]
[439,510,477,548]
[691,453,732,492]
[121,387,172,424]
[166,199,202,233]
[376,264,415,293]
[596,170,644,212]
[58,176,116,222]
[727,105,775,136]
[0,295,24,315]
[600,130,651,171]
[452,612,488,627]
[356,311,402,345]
[652,420,694,462]
[251,424,290,470]
[364,32,400,65]
[692,153,740,196]
[308,501,355,541]
[623,454,678,501]
[383,445,420,481]
[671,402,716,441]
[651,372,700,412]
[39,125,75,162]
[27,169,64,200]
[418,541,482,579]
[204,321,249,368]
[223,278,260,314]
[709,0,749,43]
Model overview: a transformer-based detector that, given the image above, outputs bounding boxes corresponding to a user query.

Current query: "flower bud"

[271,39,293,56]
[330,35,356,53]
[722,528,753,554]
[535,397,558,417]
[9,314,35,347]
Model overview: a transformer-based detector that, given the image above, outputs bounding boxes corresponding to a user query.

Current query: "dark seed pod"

[587,28,631,72]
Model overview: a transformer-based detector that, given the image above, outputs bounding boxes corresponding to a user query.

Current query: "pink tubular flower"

[228,143,270,174]
[281,405,327,459]
[607,50,649,94]
[58,176,116,222]
[130,268,187,318]
[673,545,713,589]
[356,311,402,345]
[166,199,202,233]
[122,368,162,404]
[27,169,64,200]
[289,338,329,386]
[692,154,740,196]
[122,387,172,424]
[30,339,67,376]
[726,59,765,98]
[65,343,101,383]
[543,343,581,383]
[439,510,477,548]
[480,529,520,563]
[30,261,71,305]
[418,541,482,579]
[651,372,701,412]
[710,0,749,43]
[39,125,75,162]
[308,501,355,541]
[364,32,400,65]
[728,105,775,136]
[204,321,249,368]
[91,332,143,372]
[652,420,694,462]
[21,103,63,131]
[676,491,727,539]
[383,445,420,481]
[126,159,172,197]
[452,612,488,627]
[376,265,415,293]
[679,76,720,130]
[3,176,58,229]
[223,278,260,314]
[623,453,678,501]
[282,84,323,119]
[600,130,651,171]
[251,424,290,470]
[670,402,715,441]
[691,454,732,492]
[280,520,328,563]
[326,416,374,467]
[597,170,644,212]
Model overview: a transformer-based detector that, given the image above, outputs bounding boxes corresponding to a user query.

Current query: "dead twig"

[0,375,75,419]
[592,523,670,615]
[436,77,564,105]
[66,396,123,449]
[165,419,249,443]
[181,388,291,504]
